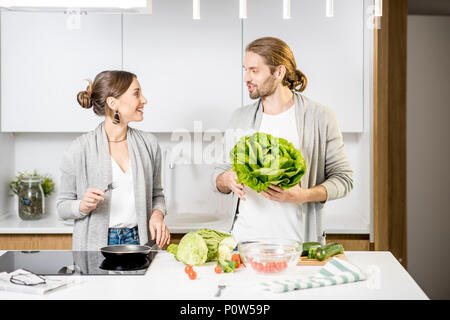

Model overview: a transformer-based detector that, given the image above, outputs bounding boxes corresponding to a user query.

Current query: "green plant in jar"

[8,171,55,220]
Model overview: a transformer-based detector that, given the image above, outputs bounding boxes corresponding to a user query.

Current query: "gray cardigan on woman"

[211,92,354,243]
[57,122,166,251]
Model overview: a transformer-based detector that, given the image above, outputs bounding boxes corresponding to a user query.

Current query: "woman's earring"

[113,109,120,124]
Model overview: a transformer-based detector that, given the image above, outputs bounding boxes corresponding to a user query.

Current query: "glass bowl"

[238,238,302,275]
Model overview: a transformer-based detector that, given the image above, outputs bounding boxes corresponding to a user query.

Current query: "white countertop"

[0,251,429,300]
[0,212,233,235]
[0,212,73,234]
[0,211,369,236]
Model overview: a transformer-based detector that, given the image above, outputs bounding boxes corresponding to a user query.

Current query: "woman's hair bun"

[77,79,93,109]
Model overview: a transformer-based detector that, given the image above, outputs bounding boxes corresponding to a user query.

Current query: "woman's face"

[110,78,148,124]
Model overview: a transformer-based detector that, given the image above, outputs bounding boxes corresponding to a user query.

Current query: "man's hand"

[216,170,246,201]
[260,184,328,204]
[260,185,309,204]
[149,210,170,248]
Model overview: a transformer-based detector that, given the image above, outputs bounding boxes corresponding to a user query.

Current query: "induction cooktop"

[0,250,157,276]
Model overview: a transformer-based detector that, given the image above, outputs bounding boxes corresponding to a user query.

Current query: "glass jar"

[18,177,45,220]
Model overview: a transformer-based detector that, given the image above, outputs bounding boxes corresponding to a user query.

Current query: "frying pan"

[100,242,163,260]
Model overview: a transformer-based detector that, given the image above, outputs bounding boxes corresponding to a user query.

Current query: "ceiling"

[409,0,450,15]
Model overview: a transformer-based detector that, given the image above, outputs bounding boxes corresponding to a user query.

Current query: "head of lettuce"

[167,229,237,266]
[230,132,306,193]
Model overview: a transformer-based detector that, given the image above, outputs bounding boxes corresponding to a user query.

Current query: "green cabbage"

[167,228,237,265]
[167,243,178,257]
[196,228,231,262]
[173,232,208,266]
[230,132,306,193]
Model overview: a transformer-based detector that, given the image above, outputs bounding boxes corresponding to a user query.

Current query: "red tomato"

[259,263,265,272]
[264,262,276,273]
[231,253,241,268]
[188,270,197,280]
[275,261,288,270]
[214,265,222,274]
[252,262,264,273]
[184,265,193,274]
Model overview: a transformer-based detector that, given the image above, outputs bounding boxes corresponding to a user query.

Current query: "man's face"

[243,51,279,100]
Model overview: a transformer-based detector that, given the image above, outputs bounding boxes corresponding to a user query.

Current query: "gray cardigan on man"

[57,122,166,251]
[211,92,354,243]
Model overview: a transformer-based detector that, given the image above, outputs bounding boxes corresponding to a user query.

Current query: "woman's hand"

[149,210,170,248]
[79,188,105,214]
[260,184,310,204]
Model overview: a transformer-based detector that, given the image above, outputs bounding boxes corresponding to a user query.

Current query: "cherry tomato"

[251,261,264,273]
[188,270,197,280]
[231,253,241,268]
[257,263,265,272]
[214,265,223,274]
[264,262,276,273]
[184,265,193,274]
[275,261,288,271]
[275,262,284,271]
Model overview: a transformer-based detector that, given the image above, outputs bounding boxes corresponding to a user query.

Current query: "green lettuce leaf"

[230,132,306,192]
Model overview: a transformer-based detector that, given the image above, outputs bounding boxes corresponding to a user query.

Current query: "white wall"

[407,15,450,300]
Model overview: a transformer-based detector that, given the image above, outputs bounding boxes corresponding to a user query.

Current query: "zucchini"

[308,247,319,259]
[315,242,344,261]
[301,242,321,256]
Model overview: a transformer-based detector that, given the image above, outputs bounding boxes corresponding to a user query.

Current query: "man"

[211,37,354,244]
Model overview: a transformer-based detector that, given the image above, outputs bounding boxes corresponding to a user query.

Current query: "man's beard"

[248,74,278,99]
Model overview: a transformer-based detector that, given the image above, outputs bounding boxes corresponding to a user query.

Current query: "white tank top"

[108,157,137,228]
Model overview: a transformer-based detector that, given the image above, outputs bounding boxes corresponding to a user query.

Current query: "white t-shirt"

[231,104,305,243]
[108,158,137,228]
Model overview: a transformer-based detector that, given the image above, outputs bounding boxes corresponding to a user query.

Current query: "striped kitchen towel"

[260,257,366,293]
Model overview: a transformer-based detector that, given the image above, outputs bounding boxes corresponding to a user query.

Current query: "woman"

[57,70,170,250]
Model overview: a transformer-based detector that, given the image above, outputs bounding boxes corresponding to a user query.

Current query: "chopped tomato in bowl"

[238,238,301,275]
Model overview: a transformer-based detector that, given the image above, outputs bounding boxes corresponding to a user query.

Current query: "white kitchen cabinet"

[0,12,122,132]
[122,0,242,132]
[243,0,365,132]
